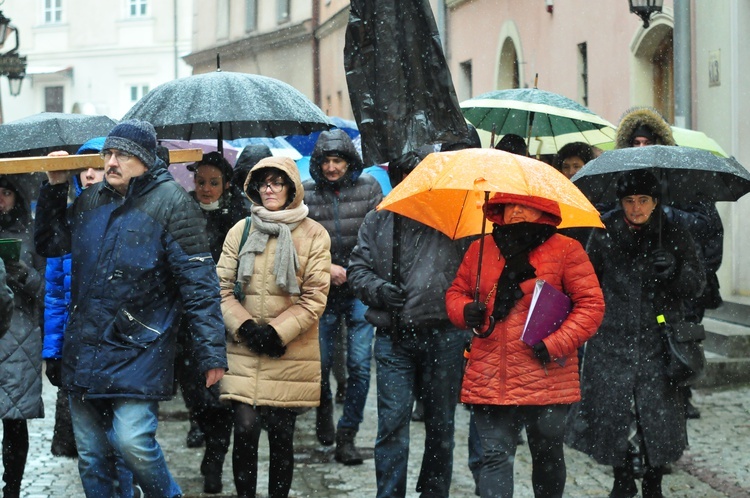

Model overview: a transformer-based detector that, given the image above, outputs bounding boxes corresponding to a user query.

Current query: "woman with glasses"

[216,156,331,498]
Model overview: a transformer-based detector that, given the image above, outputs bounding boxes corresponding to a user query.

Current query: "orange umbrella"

[378,148,604,239]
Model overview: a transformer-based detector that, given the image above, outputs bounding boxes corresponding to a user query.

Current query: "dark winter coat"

[566,209,705,468]
[0,260,12,337]
[34,162,228,400]
[0,174,45,420]
[304,129,382,304]
[348,209,470,330]
[179,184,249,410]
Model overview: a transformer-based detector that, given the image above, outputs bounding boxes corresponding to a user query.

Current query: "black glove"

[378,283,406,309]
[4,260,29,290]
[239,320,286,358]
[652,249,677,280]
[532,341,551,364]
[45,359,62,387]
[463,302,487,329]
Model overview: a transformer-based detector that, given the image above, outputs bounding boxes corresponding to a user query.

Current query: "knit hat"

[616,170,661,199]
[188,151,234,183]
[102,120,157,168]
[630,124,657,145]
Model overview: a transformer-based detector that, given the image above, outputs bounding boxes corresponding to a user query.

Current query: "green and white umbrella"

[461,88,616,155]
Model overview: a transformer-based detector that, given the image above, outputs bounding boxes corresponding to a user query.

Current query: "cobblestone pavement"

[5,373,750,497]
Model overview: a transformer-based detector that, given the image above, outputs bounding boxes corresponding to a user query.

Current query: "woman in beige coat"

[217,156,331,498]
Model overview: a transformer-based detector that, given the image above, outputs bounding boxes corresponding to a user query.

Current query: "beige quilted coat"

[217,157,331,408]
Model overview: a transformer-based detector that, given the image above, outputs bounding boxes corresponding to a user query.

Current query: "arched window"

[498,38,519,89]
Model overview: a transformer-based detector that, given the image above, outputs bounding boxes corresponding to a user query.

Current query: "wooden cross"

[0,148,204,175]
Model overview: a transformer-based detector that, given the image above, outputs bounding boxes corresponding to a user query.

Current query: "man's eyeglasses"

[253,181,286,193]
[100,149,135,163]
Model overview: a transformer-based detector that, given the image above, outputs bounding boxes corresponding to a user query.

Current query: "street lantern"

[0,11,26,97]
[629,0,664,29]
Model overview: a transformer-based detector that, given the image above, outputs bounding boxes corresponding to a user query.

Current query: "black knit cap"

[187,151,234,183]
[103,119,157,168]
[616,169,661,199]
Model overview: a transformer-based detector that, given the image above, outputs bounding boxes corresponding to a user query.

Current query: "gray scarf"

[237,203,309,294]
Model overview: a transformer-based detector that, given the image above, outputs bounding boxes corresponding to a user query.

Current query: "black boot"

[609,466,637,498]
[51,390,77,458]
[642,466,664,498]
[316,397,335,446]
[335,428,363,465]
[201,446,225,494]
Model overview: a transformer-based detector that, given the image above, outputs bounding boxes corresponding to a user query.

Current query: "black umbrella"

[571,145,750,205]
[122,71,331,155]
[0,112,117,157]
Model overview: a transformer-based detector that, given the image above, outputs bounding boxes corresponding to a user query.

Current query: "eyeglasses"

[100,149,135,163]
[253,181,286,193]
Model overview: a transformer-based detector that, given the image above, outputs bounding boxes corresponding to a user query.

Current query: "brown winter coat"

[217,157,331,408]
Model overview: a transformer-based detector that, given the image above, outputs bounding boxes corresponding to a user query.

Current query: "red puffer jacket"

[446,232,604,406]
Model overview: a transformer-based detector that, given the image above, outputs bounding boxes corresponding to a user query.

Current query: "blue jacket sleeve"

[42,254,70,359]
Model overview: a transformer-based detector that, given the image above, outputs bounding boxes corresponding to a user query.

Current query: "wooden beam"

[0,148,204,175]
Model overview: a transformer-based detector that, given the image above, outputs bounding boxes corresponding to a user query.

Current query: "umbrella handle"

[472,316,495,338]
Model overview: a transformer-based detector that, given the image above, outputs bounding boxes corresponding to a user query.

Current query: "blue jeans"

[318,297,374,431]
[69,395,182,498]
[472,404,567,498]
[374,328,465,498]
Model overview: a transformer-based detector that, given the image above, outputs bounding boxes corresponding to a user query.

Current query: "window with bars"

[129,0,148,17]
[45,86,64,113]
[44,0,63,24]
[130,84,150,103]
[277,0,290,23]
[246,0,257,32]
[578,42,588,107]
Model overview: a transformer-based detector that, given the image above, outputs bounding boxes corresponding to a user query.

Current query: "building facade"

[0,0,194,122]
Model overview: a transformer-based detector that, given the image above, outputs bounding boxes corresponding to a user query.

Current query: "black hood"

[0,174,31,229]
[309,129,364,188]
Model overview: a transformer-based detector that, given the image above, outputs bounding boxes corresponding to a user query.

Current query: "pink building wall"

[446,0,673,125]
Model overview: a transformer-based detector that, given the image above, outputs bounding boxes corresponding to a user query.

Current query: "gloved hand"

[532,341,551,364]
[463,302,487,329]
[4,260,29,290]
[378,283,406,309]
[237,319,260,343]
[652,249,677,280]
[239,320,287,358]
[45,359,62,387]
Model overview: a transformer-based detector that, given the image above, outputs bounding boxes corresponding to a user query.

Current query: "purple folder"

[521,279,572,347]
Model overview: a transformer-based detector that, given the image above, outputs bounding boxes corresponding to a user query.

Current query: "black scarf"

[491,222,556,321]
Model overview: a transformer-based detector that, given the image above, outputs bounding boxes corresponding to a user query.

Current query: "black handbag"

[657,315,706,386]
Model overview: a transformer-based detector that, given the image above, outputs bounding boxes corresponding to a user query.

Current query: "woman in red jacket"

[446,193,604,498]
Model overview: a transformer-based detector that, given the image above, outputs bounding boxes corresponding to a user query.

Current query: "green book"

[0,238,22,262]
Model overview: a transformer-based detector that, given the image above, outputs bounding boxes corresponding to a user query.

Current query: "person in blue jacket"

[34,120,228,498]
[43,137,105,458]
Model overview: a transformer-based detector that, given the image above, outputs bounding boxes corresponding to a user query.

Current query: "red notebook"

[522,279,572,347]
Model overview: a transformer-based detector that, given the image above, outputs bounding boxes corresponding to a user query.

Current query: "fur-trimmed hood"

[615,107,675,149]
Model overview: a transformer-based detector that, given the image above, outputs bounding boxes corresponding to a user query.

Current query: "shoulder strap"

[239,216,251,251]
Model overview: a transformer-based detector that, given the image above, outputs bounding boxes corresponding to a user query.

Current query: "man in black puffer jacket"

[35,120,227,498]
[303,129,382,464]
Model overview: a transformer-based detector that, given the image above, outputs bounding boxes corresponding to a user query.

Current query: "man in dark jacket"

[303,129,382,464]
[34,120,228,498]
[348,148,469,498]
